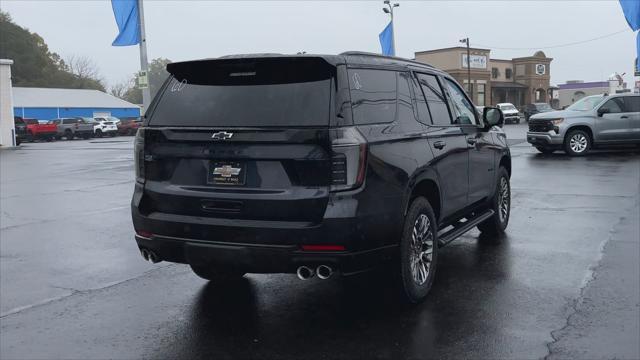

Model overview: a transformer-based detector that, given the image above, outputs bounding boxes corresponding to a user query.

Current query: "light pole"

[382,0,399,56]
[459,37,472,100]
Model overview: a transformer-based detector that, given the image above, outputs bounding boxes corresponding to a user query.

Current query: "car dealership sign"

[462,54,487,69]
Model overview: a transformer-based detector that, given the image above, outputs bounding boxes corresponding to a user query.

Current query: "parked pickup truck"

[49,117,94,140]
[18,117,57,141]
[527,93,640,155]
[13,117,27,145]
[117,118,141,135]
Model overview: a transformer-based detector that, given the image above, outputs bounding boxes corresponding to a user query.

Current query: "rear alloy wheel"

[564,129,591,156]
[65,130,74,140]
[477,167,510,236]
[536,146,555,154]
[190,264,245,283]
[95,129,103,138]
[398,197,438,303]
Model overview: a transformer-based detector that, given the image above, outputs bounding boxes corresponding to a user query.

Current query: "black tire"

[477,167,510,236]
[65,130,74,140]
[516,119,521,124]
[564,129,591,156]
[190,264,246,282]
[15,137,21,146]
[535,146,555,154]
[95,129,103,138]
[398,197,438,303]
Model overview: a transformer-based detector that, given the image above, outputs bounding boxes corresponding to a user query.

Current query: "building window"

[491,68,499,79]
[477,84,485,106]
[463,82,473,96]
[505,68,512,80]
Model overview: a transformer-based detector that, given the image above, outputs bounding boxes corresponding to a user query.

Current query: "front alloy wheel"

[565,129,590,156]
[399,197,438,303]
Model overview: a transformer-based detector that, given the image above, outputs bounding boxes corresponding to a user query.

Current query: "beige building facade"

[415,47,553,108]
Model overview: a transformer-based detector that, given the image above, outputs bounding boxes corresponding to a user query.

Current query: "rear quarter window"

[625,96,640,112]
[348,68,397,125]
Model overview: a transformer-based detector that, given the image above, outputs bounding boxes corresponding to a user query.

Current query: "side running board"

[438,210,495,247]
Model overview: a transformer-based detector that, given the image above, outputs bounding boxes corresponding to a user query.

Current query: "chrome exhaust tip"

[316,265,333,280]
[296,266,314,280]
[147,250,160,263]
[140,249,149,261]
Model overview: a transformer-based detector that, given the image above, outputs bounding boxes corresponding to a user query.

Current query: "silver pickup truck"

[50,117,95,140]
[527,93,640,155]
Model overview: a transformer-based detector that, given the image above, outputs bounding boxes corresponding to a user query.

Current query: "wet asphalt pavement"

[1,124,639,359]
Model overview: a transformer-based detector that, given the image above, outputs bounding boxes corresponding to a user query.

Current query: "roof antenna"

[297,51,307,55]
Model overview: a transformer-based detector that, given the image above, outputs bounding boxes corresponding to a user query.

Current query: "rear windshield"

[148,57,334,127]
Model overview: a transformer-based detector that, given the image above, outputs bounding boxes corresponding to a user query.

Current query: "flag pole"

[137,0,151,114]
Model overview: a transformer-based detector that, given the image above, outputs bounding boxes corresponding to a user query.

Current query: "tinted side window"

[600,98,625,114]
[411,75,431,125]
[443,78,477,125]
[624,96,640,112]
[397,72,415,122]
[62,119,76,125]
[349,69,397,125]
[416,73,451,126]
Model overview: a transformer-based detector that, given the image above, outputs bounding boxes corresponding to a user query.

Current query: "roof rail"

[339,51,434,68]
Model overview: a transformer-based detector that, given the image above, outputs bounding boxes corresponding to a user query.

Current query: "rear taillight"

[330,127,367,192]
[134,128,145,184]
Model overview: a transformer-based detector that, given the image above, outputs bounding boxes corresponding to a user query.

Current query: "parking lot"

[1,124,639,359]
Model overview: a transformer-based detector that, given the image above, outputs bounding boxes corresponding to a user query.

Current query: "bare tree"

[109,79,132,99]
[64,55,105,89]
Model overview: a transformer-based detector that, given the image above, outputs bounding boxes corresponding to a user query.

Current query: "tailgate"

[141,127,332,223]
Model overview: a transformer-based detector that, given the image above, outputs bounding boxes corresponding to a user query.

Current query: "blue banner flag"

[111,0,140,46]
[379,21,394,56]
[619,0,640,71]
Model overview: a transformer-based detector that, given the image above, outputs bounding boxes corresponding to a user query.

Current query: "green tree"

[0,11,105,90]
[118,58,172,104]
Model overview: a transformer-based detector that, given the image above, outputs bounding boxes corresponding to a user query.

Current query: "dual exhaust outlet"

[296,265,333,280]
[140,248,160,263]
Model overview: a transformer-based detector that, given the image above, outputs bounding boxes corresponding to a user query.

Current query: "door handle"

[433,140,446,149]
[620,116,629,119]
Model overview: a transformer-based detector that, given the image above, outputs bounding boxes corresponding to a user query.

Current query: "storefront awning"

[492,82,528,89]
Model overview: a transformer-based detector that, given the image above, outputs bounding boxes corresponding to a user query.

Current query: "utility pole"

[138,0,151,114]
[382,0,399,56]
[460,37,472,100]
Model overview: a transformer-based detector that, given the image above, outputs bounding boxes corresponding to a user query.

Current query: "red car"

[19,117,57,141]
[117,118,141,135]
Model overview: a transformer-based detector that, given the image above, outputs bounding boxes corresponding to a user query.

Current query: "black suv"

[131,53,512,302]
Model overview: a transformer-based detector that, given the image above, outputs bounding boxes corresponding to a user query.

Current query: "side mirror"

[597,108,609,117]
[483,107,504,129]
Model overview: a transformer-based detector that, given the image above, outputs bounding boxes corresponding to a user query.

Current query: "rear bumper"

[527,132,563,146]
[131,184,396,275]
[134,234,395,275]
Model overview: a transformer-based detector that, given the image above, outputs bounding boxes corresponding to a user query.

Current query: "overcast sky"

[1,0,636,88]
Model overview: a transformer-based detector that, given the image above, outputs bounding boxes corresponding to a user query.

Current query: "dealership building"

[414,47,554,108]
[12,87,140,121]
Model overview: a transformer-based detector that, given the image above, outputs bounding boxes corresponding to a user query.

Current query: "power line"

[474,28,630,50]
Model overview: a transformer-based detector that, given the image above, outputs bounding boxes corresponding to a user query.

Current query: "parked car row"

[14,116,141,144]
[475,102,556,125]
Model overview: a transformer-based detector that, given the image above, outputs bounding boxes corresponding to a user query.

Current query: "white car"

[496,103,521,124]
[92,117,119,137]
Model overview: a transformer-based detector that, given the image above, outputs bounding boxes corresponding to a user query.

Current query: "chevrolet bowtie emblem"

[212,131,233,140]
[213,165,241,178]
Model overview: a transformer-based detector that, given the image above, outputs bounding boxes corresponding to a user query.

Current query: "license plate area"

[208,161,246,186]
